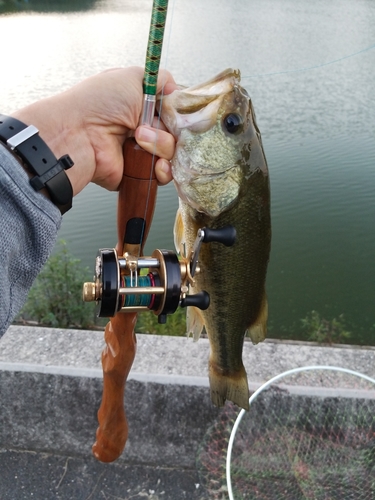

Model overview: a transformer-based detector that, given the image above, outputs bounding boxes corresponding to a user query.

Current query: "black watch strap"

[0,114,73,214]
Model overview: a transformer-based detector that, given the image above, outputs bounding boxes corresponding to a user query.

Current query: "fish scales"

[158,69,271,410]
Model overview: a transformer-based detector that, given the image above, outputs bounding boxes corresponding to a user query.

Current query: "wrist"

[13,96,94,196]
[0,114,74,214]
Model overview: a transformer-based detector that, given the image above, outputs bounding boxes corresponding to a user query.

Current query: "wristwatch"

[0,114,74,214]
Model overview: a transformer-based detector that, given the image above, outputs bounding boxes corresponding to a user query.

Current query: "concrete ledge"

[2,326,375,383]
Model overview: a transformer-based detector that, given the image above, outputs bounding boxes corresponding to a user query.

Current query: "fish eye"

[223,113,243,134]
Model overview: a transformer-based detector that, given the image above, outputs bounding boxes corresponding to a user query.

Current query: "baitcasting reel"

[82,225,236,324]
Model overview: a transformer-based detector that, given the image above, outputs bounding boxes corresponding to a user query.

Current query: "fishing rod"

[82,0,235,462]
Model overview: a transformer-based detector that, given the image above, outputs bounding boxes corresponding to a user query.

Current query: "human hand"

[12,66,177,196]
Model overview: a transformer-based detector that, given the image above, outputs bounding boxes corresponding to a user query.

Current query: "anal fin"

[247,291,268,345]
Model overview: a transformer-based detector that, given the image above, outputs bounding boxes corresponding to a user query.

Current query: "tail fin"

[209,362,250,411]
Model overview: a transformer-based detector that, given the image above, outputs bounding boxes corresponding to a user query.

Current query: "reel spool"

[82,225,236,324]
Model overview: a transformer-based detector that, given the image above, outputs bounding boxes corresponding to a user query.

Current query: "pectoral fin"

[247,291,268,344]
[173,208,185,256]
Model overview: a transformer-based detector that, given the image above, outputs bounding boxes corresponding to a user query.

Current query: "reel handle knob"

[181,291,210,310]
[201,225,236,247]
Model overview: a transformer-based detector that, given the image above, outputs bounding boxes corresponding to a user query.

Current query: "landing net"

[196,366,375,500]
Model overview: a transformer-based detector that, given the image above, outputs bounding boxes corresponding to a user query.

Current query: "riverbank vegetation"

[17,241,96,329]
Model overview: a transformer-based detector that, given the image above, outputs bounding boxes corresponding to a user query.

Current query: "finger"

[152,116,167,131]
[163,82,178,95]
[135,125,175,160]
[157,69,178,95]
[155,158,173,186]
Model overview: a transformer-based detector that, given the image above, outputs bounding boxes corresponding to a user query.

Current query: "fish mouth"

[174,94,218,115]
[182,68,241,95]
[157,68,242,136]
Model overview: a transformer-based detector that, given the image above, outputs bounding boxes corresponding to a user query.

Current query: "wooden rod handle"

[92,313,137,462]
[92,138,158,462]
[117,138,158,252]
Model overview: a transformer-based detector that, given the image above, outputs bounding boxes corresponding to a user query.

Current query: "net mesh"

[196,369,375,500]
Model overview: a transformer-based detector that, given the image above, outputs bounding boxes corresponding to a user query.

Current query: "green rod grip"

[143,0,169,96]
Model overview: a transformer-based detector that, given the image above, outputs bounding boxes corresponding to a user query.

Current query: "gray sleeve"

[0,144,62,337]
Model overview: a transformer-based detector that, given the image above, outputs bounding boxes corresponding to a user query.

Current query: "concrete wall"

[1,326,375,466]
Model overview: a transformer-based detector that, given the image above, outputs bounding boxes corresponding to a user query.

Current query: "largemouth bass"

[158,69,271,410]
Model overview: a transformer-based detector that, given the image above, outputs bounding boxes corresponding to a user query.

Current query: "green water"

[1,0,374,343]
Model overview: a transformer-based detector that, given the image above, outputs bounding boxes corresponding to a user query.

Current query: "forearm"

[0,144,61,337]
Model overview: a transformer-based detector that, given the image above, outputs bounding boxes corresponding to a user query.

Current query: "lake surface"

[1,0,374,343]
